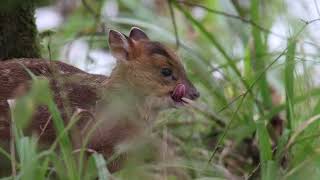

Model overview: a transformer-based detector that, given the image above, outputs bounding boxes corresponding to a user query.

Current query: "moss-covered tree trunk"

[0,0,40,61]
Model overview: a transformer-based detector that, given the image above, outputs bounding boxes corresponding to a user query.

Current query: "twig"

[300,18,320,25]
[207,93,246,164]
[245,162,261,180]
[38,115,52,141]
[285,114,320,150]
[182,98,226,128]
[217,93,244,113]
[72,148,97,154]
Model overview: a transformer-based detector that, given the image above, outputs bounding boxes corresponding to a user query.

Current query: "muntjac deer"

[0,27,199,177]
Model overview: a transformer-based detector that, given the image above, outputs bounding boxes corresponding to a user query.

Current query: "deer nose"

[189,89,200,100]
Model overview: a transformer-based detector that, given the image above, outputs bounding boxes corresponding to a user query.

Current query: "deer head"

[107,27,199,109]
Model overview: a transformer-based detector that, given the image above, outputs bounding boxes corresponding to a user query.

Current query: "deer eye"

[161,68,172,77]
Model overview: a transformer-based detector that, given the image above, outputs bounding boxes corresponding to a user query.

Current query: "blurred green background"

[2,0,320,179]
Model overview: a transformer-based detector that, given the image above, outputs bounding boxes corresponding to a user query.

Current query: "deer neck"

[84,65,158,148]
[98,64,157,124]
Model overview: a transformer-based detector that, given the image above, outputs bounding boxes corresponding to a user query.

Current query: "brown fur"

[0,28,199,176]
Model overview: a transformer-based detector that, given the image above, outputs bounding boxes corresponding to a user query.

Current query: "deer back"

[0,58,107,143]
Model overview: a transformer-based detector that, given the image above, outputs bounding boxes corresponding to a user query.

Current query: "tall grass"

[2,0,320,179]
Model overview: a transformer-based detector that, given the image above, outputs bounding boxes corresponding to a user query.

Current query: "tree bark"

[0,0,40,61]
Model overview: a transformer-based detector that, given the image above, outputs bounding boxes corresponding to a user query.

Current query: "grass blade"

[250,0,272,109]
[285,39,297,129]
[93,153,111,180]
[256,121,273,180]
[173,1,264,114]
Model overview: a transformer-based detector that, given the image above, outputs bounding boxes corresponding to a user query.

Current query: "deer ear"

[129,27,149,41]
[108,30,131,61]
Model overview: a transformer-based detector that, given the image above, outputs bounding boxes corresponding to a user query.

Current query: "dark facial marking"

[146,42,172,60]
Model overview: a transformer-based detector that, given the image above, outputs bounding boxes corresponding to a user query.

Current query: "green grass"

[2,0,320,179]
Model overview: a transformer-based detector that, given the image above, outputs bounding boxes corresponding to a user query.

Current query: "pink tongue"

[171,84,186,102]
